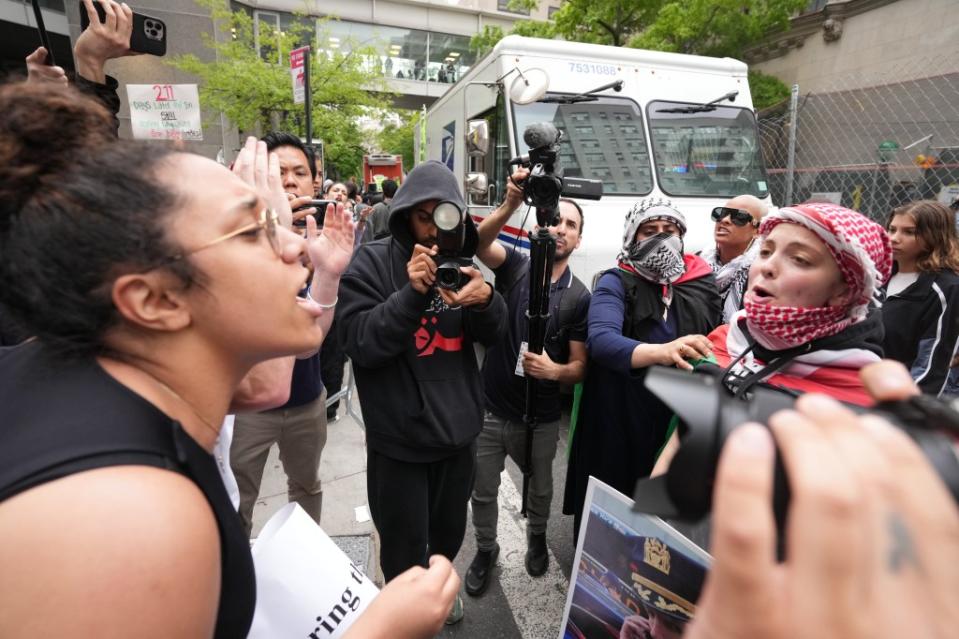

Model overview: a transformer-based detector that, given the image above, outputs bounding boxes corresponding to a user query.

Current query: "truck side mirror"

[466,120,489,157]
[466,172,488,196]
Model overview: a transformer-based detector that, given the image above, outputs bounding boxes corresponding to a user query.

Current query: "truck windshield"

[647,100,769,198]
[513,95,654,195]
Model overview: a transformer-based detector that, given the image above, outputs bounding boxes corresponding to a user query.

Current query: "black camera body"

[435,256,472,291]
[510,123,602,227]
[432,201,472,291]
[633,366,959,535]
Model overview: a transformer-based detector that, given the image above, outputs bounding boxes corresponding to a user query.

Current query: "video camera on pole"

[633,365,959,549]
[509,122,602,517]
[509,122,602,227]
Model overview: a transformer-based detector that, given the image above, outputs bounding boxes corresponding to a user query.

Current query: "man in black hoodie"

[337,161,507,621]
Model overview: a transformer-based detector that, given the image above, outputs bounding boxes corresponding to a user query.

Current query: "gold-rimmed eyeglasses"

[165,207,281,262]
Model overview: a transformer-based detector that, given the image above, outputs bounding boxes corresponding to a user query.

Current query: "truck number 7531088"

[568,62,618,75]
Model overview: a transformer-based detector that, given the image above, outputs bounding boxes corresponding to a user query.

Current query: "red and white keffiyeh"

[745,203,892,350]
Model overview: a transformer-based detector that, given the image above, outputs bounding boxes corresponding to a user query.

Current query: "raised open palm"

[305,203,354,277]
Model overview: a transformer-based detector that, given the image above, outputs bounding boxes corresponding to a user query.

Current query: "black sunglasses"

[711,207,757,227]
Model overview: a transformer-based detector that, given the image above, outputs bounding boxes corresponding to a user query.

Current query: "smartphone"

[31,0,55,66]
[293,200,336,228]
[79,1,167,57]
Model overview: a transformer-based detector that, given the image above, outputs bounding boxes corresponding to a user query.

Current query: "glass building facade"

[252,10,477,85]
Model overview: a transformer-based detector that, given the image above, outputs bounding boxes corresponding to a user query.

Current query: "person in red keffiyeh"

[707,202,894,406]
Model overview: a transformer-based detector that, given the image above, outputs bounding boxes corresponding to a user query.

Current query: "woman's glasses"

[711,207,758,227]
[166,207,281,262]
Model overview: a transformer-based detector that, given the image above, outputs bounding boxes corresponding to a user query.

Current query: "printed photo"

[559,477,711,639]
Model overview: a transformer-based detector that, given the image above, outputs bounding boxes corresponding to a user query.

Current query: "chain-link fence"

[758,57,959,222]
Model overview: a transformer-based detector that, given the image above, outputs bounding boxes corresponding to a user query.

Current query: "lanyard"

[722,341,812,399]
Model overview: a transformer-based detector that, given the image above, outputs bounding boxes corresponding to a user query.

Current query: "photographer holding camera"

[465,166,591,593]
[337,160,507,624]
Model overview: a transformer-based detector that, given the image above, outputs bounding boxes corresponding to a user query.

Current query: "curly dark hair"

[0,83,195,358]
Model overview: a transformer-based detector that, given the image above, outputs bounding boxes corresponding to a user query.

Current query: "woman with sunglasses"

[700,195,767,323]
[0,84,457,638]
[881,200,959,397]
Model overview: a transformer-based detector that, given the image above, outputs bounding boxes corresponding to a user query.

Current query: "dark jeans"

[367,443,476,581]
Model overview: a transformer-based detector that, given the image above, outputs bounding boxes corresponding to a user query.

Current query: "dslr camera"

[633,365,959,534]
[432,201,472,291]
[509,123,602,226]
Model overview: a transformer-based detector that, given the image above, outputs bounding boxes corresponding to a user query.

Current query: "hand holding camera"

[438,267,491,309]
[407,244,438,294]
[686,380,959,639]
[504,166,529,212]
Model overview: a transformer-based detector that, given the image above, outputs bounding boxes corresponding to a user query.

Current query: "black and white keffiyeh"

[701,241,758,323]
[617,199,687,286]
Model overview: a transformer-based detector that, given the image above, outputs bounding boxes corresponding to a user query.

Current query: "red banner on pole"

[290,46,309,105]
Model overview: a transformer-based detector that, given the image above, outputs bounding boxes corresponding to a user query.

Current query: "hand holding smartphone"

[79,0,167,57]
[30,0,55,66]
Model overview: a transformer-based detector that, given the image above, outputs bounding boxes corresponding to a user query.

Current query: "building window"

[548,6,560,18]
[319,21,428,80]
[427,32,476,84]
[254,11,281,64]
[498,0,530,16]
[317,19,476,82]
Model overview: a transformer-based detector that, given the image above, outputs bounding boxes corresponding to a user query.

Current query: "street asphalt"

[249,383,578,639]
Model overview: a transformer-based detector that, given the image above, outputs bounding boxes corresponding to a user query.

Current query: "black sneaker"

[526,532,548,577]
[465,543,499,596]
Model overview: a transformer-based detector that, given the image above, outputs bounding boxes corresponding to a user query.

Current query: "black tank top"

[0,342,255,638]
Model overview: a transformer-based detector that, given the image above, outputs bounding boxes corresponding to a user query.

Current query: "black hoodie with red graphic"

[337,162,508,462]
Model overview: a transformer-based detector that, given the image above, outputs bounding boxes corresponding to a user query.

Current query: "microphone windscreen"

[523,122,559,150]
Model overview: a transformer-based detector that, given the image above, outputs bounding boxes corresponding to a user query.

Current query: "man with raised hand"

[466,170,590,595]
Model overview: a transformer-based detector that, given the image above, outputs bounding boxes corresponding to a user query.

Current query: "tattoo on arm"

[887,512,922,574]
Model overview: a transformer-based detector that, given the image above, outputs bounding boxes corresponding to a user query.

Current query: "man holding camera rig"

[465,167,590,595]
[337,160,507,623]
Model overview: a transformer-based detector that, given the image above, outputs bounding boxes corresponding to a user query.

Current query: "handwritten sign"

[290,46,309,105]
[126,84,203,141]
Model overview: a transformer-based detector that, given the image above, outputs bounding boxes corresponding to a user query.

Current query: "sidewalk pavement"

[248,399,383,583]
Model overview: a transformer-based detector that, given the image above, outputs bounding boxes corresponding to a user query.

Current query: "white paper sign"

[249,503,378,638]
[126,83,203,141]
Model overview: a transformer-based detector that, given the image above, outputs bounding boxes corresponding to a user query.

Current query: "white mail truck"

[414,35,772,285]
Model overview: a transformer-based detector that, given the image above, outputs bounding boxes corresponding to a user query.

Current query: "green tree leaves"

[167,0,388,178]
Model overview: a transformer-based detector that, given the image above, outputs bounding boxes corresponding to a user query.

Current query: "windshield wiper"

[656,91,739,114]
[540,80,624,104]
